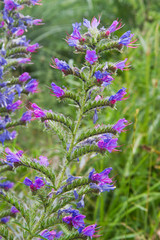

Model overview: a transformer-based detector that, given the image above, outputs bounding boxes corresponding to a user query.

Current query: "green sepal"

[21,157,56,187]
[76,126,117,143]
[41,112,74,132]
[61,91,81,106]
[84,99,114,114]
[68,144,105,161]
[0,192,30,224]
[0,226,14,240]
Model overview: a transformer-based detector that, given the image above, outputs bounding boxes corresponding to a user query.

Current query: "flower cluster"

[0,0,42,144]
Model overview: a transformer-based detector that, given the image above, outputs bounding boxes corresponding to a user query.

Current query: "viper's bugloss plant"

[0,7,137,240]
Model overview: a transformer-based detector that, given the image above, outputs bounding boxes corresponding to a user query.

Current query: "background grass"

[1,0,160,239]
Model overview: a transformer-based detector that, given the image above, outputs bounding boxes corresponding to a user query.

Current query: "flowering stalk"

[0,14,136,239]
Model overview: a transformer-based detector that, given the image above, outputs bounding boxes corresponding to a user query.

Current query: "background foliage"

[2,0,160,239]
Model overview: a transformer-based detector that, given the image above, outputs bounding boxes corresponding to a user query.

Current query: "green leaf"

[0,210,11,219]
[60,231,87,240]
[41,112,74,132]
[83,99,114,114]
[0,226,14,240]
[96,39,123,53]
[6,47,29,58]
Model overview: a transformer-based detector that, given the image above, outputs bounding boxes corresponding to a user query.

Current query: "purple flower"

[0,181,14,190]
[10,206,19,214]
[119,31,137,48]
[5,147,23,167]
[30,103,46,118]
[109,87,128,104]
[82,224,97,239]
[106,20,122,35]
[34,156,49,167]
[115,58,128,71]
[85,50,98,64]
[93,109,98,124]
[25,79,38,93]
[19,72,31,82]
[76,195,85,208]
[20,111,32,122]
[23,176,46,192]
[30,0,42,5]
[89,167,113,184]
[97,134,118,153]
[51,58,70,73]
[17,58,31,64]
[6,100,22,111]
[67,28,82,47]
[39,229,62,240]
[72,22,81,31]
[0,21,5,28]
[51,82,65,98]
[33,19,43,25]
[1,216,10,224]
[72,214,86,230]
[94,70,114,85]
[26,43,39,52]
[4,0,18,11]
[0,57,7,66]
[0,130,17,145]
[113,118,129,133]
[83,17,100,29]
[15,28,24,36]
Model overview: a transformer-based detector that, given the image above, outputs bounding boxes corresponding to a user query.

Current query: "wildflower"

[25,79,38,93]
[97,134,118,152]
[94,70,114,85]
[1,216,10,224]
[119,31,137,48]
[19,72,31,82]
[39,229,62,240]
[63,214,86,231]
[113,118,129,133]
[0,21,5,28]
[82,224,97,239]
[106,20,122,35]
[76,195,85,208]
[51,82,65,98]
[30,103,46,118]
[83,17,100,30]
[15,29,24,36]
[10,206,19,215]
[5,147,23,167]
[33,19,43,25]
[26,43,39,52]
[51,58,71,73]
[30,0,42,5]
[6,100,22,111]
[4,0,19,11]
[89,167,113,184]
[115,58,128,71]
[72,22,81,30]
[0,130,17,145]
[23,176,46,191]
[85,50,98,64]
[20,111,32,122]
[0,181,14,190]
[109,87,128,104]
[17,58,31,64]
[34,155,49,167]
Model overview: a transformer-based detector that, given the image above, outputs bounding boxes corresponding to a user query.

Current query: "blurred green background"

[4,0,160,239]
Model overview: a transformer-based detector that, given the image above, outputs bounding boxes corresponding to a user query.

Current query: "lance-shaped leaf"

[68,144,105,161]
[0,210,12,219]
[96,40,123,53]
[0,226,14,240]
[0,165,12,173]
[76,126,117,143]
[41,112,74,132]
[21,157,55,187]
[61,90,81,106]
[83,99,114,114]
[0,192,30,224]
